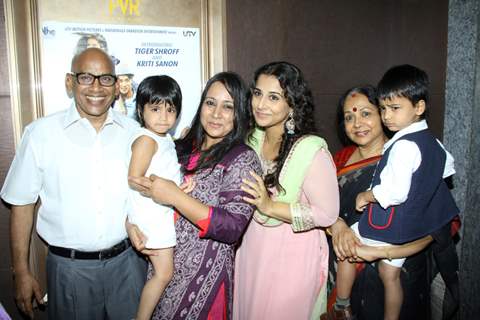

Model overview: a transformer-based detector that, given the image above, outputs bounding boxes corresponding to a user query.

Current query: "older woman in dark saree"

[325,85,460,320]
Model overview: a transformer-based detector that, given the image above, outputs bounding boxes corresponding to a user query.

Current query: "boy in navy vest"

[321,65,459,320]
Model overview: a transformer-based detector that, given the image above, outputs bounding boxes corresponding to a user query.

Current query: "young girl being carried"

[127,75,182,320]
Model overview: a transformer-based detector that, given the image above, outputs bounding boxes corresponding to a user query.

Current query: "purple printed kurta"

[151,144,261,320]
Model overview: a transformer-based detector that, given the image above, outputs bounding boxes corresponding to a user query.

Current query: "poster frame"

[4,0,226,145]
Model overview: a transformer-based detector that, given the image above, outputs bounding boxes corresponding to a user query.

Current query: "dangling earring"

[285,111,295,135]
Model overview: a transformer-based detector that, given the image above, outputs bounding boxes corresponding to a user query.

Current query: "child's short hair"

[377,64,429,106]
[135,75,182,126]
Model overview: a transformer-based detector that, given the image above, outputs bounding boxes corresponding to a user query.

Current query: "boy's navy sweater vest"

[358,129,459,244]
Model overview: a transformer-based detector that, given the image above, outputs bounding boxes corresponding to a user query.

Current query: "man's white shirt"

[1,105,139,251]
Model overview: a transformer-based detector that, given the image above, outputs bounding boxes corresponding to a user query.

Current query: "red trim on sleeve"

[173,210,180,224]
[198,207,213,237]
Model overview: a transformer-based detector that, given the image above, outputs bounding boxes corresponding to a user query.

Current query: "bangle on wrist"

[326,217,345,236]
[325,227,333,236]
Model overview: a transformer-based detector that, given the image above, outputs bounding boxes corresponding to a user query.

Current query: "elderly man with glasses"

[1,48,146,319]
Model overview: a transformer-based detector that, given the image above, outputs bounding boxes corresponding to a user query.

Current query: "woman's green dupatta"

[248,128,328,227]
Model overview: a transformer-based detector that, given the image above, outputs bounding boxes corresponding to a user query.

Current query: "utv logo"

[109,0,140,16]
[183,31,197,37]
[41,26,56,37]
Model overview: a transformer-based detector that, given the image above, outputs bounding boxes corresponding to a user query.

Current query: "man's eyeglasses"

[70,72,117,87]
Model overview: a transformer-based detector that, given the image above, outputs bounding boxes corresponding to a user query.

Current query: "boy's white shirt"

[372,120,455,209]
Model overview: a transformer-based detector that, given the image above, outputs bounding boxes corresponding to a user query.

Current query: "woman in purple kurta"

[128,72,260,320]
[154,144,259,319]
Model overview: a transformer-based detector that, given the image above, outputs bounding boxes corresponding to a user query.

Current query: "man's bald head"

[71,48,115,75]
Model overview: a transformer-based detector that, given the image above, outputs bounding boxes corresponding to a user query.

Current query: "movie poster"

[40,21,201,136]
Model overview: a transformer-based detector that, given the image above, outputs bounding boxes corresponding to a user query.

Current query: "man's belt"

[49,239,131,260]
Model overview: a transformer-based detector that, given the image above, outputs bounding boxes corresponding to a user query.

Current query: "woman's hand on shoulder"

[330,219,362,260]
[241,171,274,215]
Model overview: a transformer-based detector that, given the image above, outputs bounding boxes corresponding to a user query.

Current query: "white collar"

[63,104,125,129]
[383,120,428,151]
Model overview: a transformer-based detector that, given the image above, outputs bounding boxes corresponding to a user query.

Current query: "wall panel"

[226,0,448,152]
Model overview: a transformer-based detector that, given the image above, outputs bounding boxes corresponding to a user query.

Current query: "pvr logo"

[183,31,197,37]
[109,0,140,16]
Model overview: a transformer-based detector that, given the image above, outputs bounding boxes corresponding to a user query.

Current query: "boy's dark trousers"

[430,221,460,320]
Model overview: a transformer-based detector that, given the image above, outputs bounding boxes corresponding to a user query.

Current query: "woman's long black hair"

[249,61,316,193]
[176,71,250,173]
